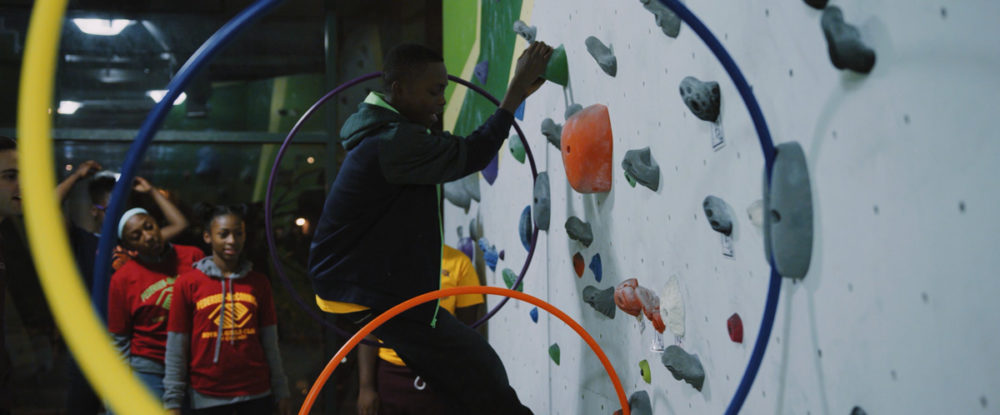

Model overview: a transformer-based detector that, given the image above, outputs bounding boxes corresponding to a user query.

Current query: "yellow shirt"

[379,245,483,366]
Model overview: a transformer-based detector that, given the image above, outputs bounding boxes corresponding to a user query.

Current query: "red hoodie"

[169,265,277,397]
[107,244,204,362]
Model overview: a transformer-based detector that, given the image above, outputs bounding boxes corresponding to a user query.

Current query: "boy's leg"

[371,310,533,415]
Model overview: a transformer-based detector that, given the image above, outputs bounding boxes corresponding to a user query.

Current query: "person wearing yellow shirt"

[356,245,483,415]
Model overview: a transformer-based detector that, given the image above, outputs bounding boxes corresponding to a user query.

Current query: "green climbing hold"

[543,45,569,87]
[639,360,651,384]
[509,135,526,164]
[502,268,523,292]
[549,343,561,365]
[624,170,637,187]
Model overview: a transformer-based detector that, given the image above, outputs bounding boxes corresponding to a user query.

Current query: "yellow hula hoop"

[17,1,166,413]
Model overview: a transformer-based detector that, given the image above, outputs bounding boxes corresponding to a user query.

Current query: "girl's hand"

[73,160,102,179]
[132,176,154,194]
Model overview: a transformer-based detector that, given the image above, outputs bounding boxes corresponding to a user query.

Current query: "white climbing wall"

[443,0,1000,413]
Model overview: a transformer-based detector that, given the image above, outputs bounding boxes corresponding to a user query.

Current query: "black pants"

[192,396,272,415]
[343,309,532,415]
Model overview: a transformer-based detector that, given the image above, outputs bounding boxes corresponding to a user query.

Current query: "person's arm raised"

[499,41,554,114]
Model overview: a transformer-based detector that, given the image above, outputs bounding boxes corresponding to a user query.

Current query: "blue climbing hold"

[482,155,499,185]
[478,237,499,271]
[589,253,603,282]
[515,101,525,121]
[530,307,539,323]
[519,205,532,251]
[474,60,489,84]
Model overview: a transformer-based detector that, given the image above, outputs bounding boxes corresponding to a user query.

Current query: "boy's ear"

[390,80,403,98]
[203,230,212,245]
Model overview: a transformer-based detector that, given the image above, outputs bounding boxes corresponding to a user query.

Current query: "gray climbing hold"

[764,141,813,280]
[474,60,489,84]
[850,406,867,415]
[512,20,536,43]
[702,195,735,236]
[639,0,681,38]
[622,147,660,191]
[519,205,532,251]
[462,174,480,202]
[582,285,615,319]
[443,179,471,210]
[747,199,764,229]
[533,172,551,231]
[627,390,652,415]
[565,216,594,247]
[541,118,562,148]
[679,76,721,122]
[661,345,705,391]
[821,6,876,73]
[585,36,617,77]
[469,215,481,241]
[565,103,583,120]
[804,0,828,9]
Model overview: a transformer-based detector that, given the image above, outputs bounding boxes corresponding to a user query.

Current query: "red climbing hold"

[614,278,665,333]
[728,313,743,343]
[561,104,613,193]
[573,252,585,277]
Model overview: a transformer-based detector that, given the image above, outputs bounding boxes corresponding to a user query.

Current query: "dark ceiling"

[0,0,437,129]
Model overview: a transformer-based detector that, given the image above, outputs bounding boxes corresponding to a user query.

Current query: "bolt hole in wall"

[440,0,1000,414]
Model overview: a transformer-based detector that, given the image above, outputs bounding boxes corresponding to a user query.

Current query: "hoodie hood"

[340,92,405,151]
[194,256,252,280]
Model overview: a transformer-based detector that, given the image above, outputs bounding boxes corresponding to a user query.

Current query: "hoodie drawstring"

[213,277,227,364]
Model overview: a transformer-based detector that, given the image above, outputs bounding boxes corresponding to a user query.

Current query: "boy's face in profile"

[0,149,21,218]
[391,62,448,128]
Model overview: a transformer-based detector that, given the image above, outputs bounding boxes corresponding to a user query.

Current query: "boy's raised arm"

[380,42,554,185]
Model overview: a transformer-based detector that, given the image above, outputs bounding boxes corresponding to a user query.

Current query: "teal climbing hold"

[543,45,569,86]
[549,343,561,365]
[509,135,526,164]
[624,170,637,187]
[502,268,523,292]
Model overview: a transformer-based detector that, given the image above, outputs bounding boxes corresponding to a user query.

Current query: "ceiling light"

[57,101,82,115]
[295,218,307,227]
[72,18,134,36]
[146,90,187,105]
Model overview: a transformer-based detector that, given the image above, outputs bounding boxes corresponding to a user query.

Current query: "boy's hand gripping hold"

[500,41,554,114]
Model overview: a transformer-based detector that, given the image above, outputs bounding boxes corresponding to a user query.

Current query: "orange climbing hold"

[573,252,585,277]
[561,104,613,193]
[614,278,666,333]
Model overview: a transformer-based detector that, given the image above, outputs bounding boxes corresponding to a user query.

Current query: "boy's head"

[0,136,20,219]
[88,171,117,228]
[382,44,447,128]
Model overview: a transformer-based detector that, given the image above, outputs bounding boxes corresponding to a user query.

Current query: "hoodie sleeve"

[378,109,514,185]
[162,332,189,409]
[260,325,290,401]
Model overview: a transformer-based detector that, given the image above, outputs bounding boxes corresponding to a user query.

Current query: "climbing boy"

[308,42,552,414]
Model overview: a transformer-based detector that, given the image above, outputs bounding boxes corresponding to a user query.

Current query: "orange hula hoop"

[298,286,630,415]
